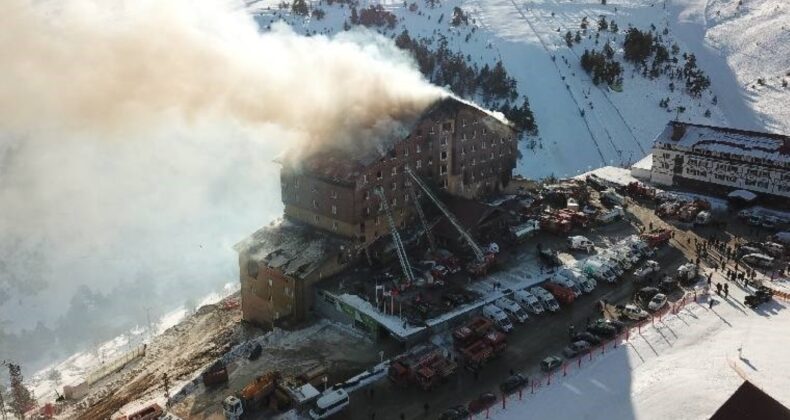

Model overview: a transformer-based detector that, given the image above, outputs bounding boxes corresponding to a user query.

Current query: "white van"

[529,287,560,312]
[309,389,349,420]
[494,297,529,323]
[483,304,514,332]
[557,268,595,293]
[513,290,544,315]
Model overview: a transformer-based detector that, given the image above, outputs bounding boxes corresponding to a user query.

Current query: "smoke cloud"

[0,0,443,370]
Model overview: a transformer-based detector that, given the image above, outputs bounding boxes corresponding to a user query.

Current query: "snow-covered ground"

[484,269,790,419]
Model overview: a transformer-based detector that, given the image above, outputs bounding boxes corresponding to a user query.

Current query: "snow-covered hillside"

[246,0,786,180]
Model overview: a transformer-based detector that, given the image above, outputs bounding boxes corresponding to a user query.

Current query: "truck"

[641,228,671,248]
[388,345,457,390]
[202,360,229,387]
[494,297,529,323]
[543,282,576,305]
[549,274,582,297]
[513,289,544,315]
[223,372,281,420]
[453,318,507,371]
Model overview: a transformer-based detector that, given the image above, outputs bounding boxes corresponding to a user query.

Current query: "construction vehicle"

[404,167,493,276]
[223,372,281,420]
[388,344,456,390]
[202,360,229,387]
[641,228,671,247]
[543,282,576,305]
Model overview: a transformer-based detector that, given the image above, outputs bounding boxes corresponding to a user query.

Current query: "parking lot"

[342,201,696,420]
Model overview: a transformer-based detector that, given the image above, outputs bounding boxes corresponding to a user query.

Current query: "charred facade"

[279,97,519,244]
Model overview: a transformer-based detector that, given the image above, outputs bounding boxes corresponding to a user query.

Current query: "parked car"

[482,304,514,333]
[621,304,650,321]
[634,260,660,278]
[571,332,601,345]
[468,393,498,414]
[562,341,591,358]
[587,322,617,338]
[439,406,470,420]
[540,356,563,372]
[648,293,668,311]
[636,287,661,305]
[500,373,529,395]
[591,318,625,333]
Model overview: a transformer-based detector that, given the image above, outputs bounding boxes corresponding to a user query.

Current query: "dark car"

[540,356,563,372]
[636,287,661,305]
[468,393,498,414]
[439,405,470,420]
[605,319,626,333]
[500,373,529,395]
[587,322,617,338]
[571,332,601,345]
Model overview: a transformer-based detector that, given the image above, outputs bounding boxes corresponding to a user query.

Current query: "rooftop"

[654,121,790,162]
[289,96,514,184]
[234,219,351,278]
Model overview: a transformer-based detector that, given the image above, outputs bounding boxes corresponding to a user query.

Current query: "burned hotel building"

[236,97,519,327]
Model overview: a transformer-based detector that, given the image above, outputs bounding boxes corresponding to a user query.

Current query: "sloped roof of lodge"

[655,121,789,163]
[289,96,514,185]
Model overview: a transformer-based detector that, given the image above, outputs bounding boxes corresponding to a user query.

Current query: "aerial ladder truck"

[374,187,415,288]
[404,167,495,276]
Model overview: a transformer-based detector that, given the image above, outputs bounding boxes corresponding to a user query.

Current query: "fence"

[464,290,701,419]
[86,344,146,385]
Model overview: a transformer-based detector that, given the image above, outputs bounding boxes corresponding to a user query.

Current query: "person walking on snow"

[716,283,722,295]
[724,283,729,298]
[709,298,715,309]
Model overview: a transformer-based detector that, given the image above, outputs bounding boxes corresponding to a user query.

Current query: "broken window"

[440,151,447,161]
[440,136,447,146]
[442,122,452,131]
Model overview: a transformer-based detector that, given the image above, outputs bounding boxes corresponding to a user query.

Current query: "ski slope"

[487,270,790,420]
[245,0,788,180]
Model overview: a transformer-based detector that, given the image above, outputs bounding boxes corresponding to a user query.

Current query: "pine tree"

[564,31,574,47]
[8,363,35,419]
[291,0,309,16]
[610,20,618,33]
[598,16,608,32]
[574,31,582,43]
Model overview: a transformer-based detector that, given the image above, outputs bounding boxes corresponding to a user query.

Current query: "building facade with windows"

[279,97,519,244]
[235,220,353,326]
[650,121,790,200]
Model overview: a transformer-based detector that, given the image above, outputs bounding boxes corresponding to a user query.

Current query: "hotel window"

[312,199,318,209]
[462,119,467,127]
[481,141,486,150]
[490,152,495,160]
[391,181,397,190]
[365,207,370,215]
[440,164,447,175]
[376,170,382,180]
[405,147,409,157]
[416,160,422,169]
[416,144,422,153]
[313,214,319,222]
[441,137,447,146]
[441,151,448,161]
[364,190,370,200]
[392,166,397,176]
[392,198,397,207]
[332,221,338,231]
[331,205,337,215]
[362,174,368,183]
[442,179,448,188]
[330,190,337,199]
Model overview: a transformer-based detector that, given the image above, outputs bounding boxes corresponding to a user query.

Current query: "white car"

[621,304,650,321]
[648,293,668,312]
[634,260,660,278]
[514,289,544,315]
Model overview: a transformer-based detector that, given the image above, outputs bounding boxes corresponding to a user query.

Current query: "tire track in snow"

[538,0,647,157]
[503,0,608,165]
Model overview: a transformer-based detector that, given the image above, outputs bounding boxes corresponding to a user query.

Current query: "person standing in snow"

[724,283,729,298]
[709,298,715,309]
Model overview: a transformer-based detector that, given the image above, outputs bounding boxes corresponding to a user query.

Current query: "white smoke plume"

[0,0,444,369]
